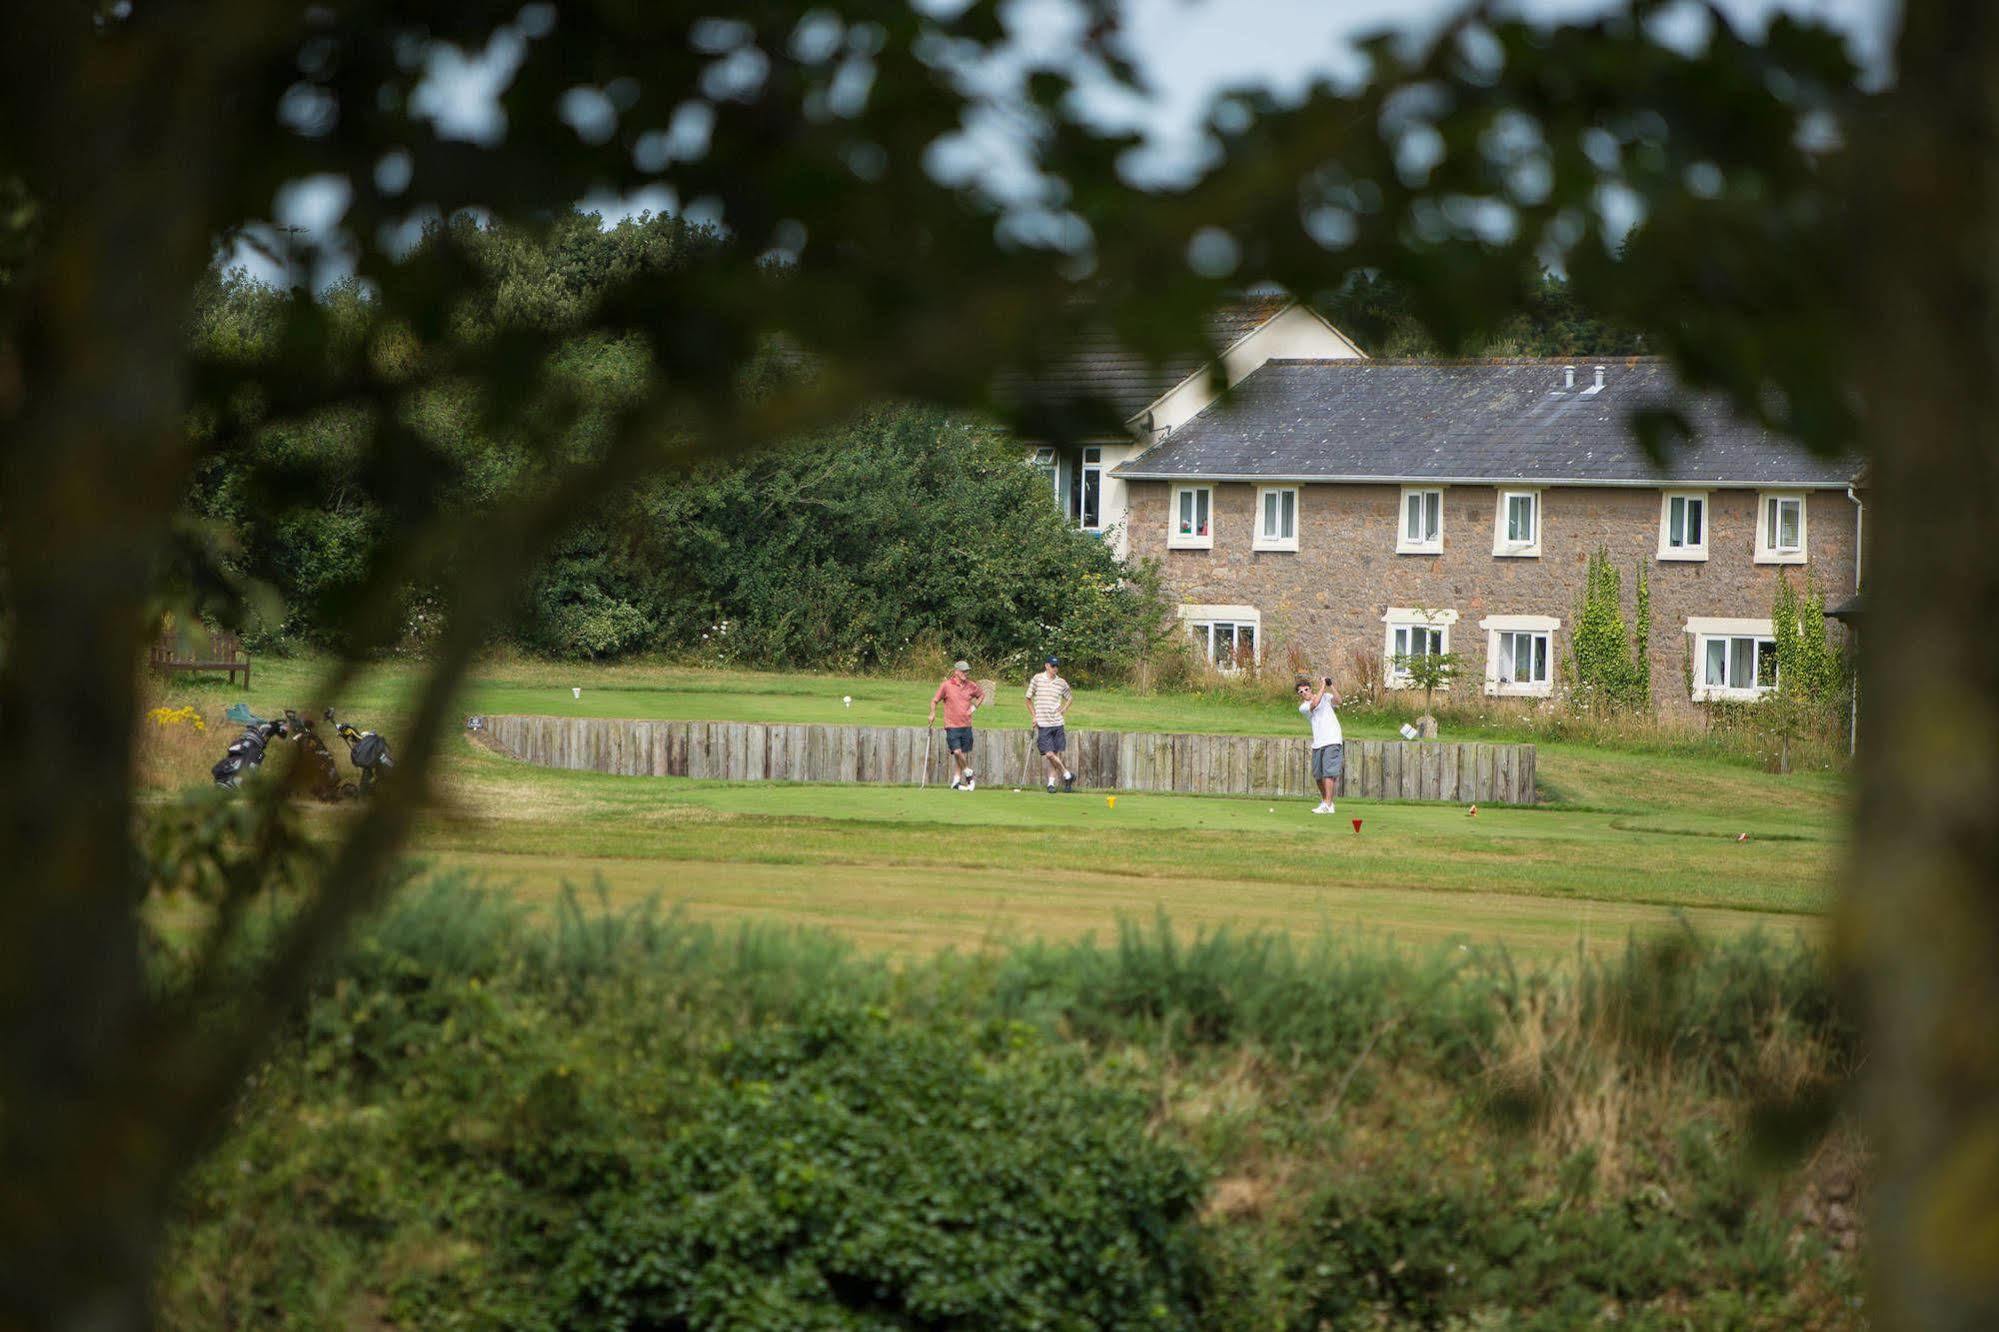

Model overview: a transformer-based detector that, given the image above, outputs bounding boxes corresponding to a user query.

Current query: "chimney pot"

[1593,365,1606,389]
[1563,365,1575,389]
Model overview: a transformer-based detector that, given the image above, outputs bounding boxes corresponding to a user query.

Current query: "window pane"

[1281,491,1295,538]
[1406,493,1421,540]
[1766,497,1779,547]
[1705,639,1726,686]
[1178,491,1192,534]
[1756,639,1779,689]
[1196,490,1209,535]
[1778,501,1800,549]
[1668,496,1685,546]
[1532,634,1548,682]
[1237,623,1255,664]
[1425,492,1440,540]
[1080,467,1100,528]
[1730,637,1755,688]
[1687,499,1703,546]
[1508,494,1534,543]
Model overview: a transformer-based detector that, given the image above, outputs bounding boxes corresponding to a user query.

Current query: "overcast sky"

[249,0,1902,284]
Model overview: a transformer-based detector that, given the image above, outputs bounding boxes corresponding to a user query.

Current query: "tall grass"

[338,880,1851,1107]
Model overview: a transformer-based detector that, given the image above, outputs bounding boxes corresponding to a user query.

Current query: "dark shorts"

[1035,724,1067,755]
[1312,743,1344,781]
[945,726,974,753]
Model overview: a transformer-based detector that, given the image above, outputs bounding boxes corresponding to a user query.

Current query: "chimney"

[1593,365,1606,389]
[1563,365,1575,390]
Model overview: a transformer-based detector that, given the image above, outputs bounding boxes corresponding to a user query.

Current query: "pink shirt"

[932,675,986,728]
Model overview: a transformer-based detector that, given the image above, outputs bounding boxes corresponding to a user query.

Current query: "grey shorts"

[1035,724,1067,755]
[944,726,974,753]
[1312,743,1344,781]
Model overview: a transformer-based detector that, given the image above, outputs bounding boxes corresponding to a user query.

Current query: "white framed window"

[1756,492,1807,564]
[1658,490,1709,561]
[1493,489,1541,557]
[1169,485,1213,550]
[1685,617,1778,701]
[1069,446,1103,530]
[1254,486,1299,552]
[1030,446,1057,495]
[1179,604,1259,672]
[1478,615,1560,698]
[1381,608,1458,689]
[1397,486,1443,555]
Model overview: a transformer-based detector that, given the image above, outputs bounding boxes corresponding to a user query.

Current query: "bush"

[1291,1157,1830,1329]
[157,889,1862,1331]
[552,1009,1211,1331]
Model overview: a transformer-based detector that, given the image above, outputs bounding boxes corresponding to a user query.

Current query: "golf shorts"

[1035,724,1067,755]
[1312,743,1344,781]
[945,726,975,754]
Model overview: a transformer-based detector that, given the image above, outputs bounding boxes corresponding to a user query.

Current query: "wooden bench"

[148,626,252,688]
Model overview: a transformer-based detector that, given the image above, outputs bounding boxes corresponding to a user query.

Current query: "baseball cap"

[953,659,971,671]
[1045,655,1060,666]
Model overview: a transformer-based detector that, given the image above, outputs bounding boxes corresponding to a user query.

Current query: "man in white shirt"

[1296,676,1344,815]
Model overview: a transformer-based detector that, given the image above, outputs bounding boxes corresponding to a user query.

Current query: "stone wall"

[1127,480,1859,714]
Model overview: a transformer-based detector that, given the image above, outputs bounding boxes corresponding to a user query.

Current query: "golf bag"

[325,709,395,795]
[211,703,284,788]
[282,710,349,801]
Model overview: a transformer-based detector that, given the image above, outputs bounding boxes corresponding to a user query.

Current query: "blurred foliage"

[1320,269,1647,359]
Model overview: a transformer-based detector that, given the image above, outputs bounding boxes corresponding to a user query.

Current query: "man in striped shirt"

[1023,656,1075,793]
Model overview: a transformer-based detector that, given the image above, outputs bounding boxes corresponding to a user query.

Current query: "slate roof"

[1113,358,1860,487]
[998,296,1295,421]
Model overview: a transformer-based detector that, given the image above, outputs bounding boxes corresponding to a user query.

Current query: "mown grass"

[149,654,1847,959]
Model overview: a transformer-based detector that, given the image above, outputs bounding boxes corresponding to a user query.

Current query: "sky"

[245,0,1902,285]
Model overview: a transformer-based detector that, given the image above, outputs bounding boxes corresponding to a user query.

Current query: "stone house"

[1106,357,1863,713]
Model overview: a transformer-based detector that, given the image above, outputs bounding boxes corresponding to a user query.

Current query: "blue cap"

[1045,655,1060,666]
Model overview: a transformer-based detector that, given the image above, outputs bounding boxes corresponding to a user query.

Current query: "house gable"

[1136,301,1367,437]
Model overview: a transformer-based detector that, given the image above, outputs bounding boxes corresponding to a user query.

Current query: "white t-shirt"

[1300,694,1343,749]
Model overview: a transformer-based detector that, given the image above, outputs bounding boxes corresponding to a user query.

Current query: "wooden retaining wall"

[480,716,1537,805]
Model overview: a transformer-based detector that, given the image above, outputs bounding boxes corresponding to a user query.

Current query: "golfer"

[1297,675,1344,815]
[1024,655,1075,793]
[928,659,987,791]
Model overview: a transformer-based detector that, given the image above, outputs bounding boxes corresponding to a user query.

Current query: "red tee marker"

[1351,818,1362,834]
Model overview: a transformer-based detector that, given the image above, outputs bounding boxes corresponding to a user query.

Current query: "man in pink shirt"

[928,660,987,791]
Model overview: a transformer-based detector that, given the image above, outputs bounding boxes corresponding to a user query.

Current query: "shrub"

[1566,549,1650,712]
[551,1009,1211,1331]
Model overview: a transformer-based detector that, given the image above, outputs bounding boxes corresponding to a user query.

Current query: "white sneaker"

[1311,803,1331,814]
[950,775,963,790]
[964,776,975,792]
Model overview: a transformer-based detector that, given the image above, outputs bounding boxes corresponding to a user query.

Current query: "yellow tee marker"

[1106,795,1116,809]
